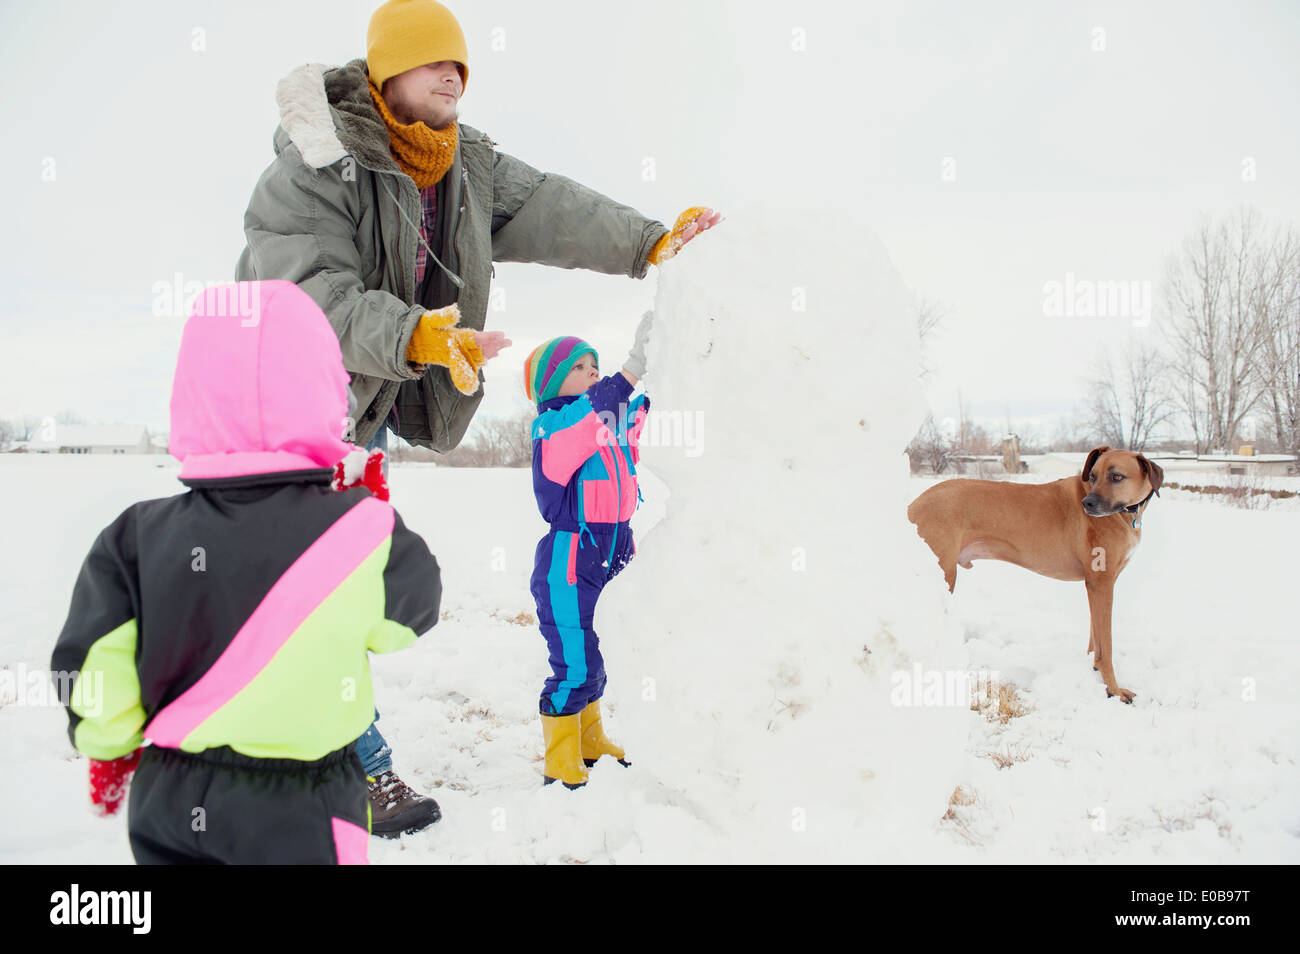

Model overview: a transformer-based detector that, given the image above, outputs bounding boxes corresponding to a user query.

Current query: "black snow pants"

[127,743,371,865]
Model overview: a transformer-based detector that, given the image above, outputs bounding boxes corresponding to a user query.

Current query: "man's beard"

[393,95,456,129]
[416,102,457,129]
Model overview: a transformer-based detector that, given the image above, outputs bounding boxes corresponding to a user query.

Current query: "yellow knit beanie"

[367,0,469,93]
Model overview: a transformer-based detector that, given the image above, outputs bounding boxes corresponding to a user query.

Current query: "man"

[235,0,720,838]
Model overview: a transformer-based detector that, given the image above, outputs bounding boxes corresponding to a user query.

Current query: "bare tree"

[1084,340,1176,450]
[435,410,534,467]
[915,296,948,383]
[1164,207,1273,452]
[436,443,489,467]
[1014,425,1045,455]
[1252,225,1300,455]
[471,411,533,467]
[1050,414,1100,453]
[949,391,998,456]
[12,416,41,441]
[906,413,952,474]
[0,415,46,448]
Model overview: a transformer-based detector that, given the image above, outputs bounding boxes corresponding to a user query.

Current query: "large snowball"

[601,203,968,861]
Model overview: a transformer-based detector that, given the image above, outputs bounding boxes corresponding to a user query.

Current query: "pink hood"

[170,280,354,479]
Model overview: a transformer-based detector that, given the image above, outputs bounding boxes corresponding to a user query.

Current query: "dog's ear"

[1082,446,1110,484]
[1138,454,1164,497]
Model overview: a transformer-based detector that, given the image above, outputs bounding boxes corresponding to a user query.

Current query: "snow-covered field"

[2,452,1296,864]
[3,208,1296,866]
[5,206,1300,865]
[909,473,1299,861]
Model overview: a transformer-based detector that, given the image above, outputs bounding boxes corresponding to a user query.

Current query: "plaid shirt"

[414,182,439,285]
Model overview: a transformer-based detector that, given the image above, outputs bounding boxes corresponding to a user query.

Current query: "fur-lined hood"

[272,58,489,173]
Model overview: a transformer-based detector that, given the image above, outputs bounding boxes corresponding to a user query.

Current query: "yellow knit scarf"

[367,79,458,189]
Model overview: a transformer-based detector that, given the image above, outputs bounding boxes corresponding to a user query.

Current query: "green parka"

[235,59,667,450]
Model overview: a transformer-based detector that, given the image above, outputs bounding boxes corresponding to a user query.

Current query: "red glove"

[89,749,142,817]
[332,447,390,502]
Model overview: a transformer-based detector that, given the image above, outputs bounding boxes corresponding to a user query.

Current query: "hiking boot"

[367,771,441,838]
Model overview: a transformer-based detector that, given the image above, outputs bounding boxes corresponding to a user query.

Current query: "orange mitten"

[647,206,711,265]
[404,304,485,395]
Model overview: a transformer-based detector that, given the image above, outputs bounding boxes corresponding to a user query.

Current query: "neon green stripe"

[71,618,145,761]
[369,619,419,654]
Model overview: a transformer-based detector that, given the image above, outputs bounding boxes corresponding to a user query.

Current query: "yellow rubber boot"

[579,700,630,768]
[541,713,589,789]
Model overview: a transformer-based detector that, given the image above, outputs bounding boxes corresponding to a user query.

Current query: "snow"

[935,481,1300,861]
[1,454,1297,862]
[1,208,1296,863]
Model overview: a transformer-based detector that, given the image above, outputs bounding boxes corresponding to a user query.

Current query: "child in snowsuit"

[50,280,444,864]
[524,311,654,787]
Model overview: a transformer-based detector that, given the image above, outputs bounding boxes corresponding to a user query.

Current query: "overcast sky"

[3,0,1299,440]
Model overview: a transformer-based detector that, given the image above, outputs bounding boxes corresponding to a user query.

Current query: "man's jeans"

[353,422,394,778]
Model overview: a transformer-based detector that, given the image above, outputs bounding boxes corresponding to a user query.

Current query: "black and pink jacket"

[51,281,441,774]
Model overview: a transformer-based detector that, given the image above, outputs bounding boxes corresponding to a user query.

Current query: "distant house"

[1152,453,1299,478]
[24,425,155,455]
[947,453,1028,475]
[948,450,1298,480]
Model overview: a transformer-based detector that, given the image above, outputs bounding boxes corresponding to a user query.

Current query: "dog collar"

[1122,487,1159,528]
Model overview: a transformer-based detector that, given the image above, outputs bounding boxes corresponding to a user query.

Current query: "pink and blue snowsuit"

[529,373,650,715]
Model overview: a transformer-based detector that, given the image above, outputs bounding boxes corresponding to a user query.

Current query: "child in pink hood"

[51,280,442,864]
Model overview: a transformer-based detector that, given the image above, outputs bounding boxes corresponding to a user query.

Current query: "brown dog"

[907,447,1163,703]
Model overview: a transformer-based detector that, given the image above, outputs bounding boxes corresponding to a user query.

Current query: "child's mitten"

[88,748,141,817]
[404,304,485,396]
[646,207,721,265]
[333,447,390,502]
[624,310,656,379]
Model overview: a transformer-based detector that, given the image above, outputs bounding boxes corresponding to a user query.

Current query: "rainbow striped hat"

[524,336,599,404]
